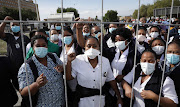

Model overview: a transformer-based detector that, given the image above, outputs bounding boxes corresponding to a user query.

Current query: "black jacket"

[0,56,18,106]
[134,64,167,107]
[166,64,180,107]
[103,38,141,75]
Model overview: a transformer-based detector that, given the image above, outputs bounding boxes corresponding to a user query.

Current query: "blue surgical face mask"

[167,54,180,64]
[34,47,48,58]
[63,36,72,45]
[178,29,180,34]
[11,26,20,33]
[128,24,133,27]
[109,28,116,33]
[45,31,49,36]
[55,26,61,30]
[83,32,90,37]
[95,32,101,40]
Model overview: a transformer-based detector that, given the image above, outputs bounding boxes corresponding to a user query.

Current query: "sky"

[33,0,155,20]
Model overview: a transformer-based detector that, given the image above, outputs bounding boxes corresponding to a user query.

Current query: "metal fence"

[0,0,175,107]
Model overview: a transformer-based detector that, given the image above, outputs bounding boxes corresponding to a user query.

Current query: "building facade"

[0,0,37,12]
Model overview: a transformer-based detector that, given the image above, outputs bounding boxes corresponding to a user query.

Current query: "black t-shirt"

[1,33,30,70]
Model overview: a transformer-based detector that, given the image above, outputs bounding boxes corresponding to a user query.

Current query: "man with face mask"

[0,16,30,89]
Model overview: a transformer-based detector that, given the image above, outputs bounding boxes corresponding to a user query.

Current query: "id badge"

[15,43,20,49]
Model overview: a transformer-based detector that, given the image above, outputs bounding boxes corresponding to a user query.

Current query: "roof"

[47,12,75,20]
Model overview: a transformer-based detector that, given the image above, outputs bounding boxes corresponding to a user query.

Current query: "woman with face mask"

[147,26,161,44]
[103,24,118,59]
[136,27,149,54]
[82,24,91,38]
[59,26,83,106]
[60,26,83,65]
[150,37,166,63]
[122,49,178,107]
[165,39,180,106]
[106,28,140,107]
[18,35,65,107]
[66,36,123,107]
[50,29,60,45]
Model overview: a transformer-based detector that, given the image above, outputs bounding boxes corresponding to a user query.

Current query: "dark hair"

[31,35,48,47]
[85,36,99,46]
[149,25,161,33]
[29,31,36,39]
[142,49,157,60]
[64,26,73,35]
[168,38,180,48]
[135,26,147,34]
[150,37,166,47]
[36,29,46,35]
[138,26,147,32]
[111,28,132,42]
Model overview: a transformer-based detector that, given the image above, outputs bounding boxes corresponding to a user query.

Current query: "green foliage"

[0,7,37,20]
[103,10,118,22]
[133,10,138,19]
[57,7,79,18]
[132,0,180,18]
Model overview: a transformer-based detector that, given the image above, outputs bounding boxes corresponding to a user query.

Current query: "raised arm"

[0,16,13,38]
[76,20,85,48]
[66,53,76,80]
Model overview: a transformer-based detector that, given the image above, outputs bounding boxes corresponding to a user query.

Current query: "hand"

[141,90,157,100]
[75,17,80,21]
[125,87,134,99]
[36,73,48,88]
[67,53,76,62]
[115,75,124,83]
[76,19,84,29]
[54,65,64,73]
[4,16,13,21]
[117,97,123,107]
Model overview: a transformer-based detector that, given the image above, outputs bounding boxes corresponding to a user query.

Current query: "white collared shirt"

[60,44,75,65]
[71,54,115,107]
[110,47,129,97]
[124,69,179,107]
[60,44,77,91]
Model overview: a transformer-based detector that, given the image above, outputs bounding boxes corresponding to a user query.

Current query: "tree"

[132,0,180,18]
[57,7,79,18]
[132,9,138,19]
[140,5,148,17]
[103,10,118,22]
[147,5,154,17]
[0,7,37,20]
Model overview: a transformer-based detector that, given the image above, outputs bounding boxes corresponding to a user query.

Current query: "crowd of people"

[0,15,180,107]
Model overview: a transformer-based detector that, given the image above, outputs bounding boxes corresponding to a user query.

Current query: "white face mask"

[140,62,156,75]
[137,45,145,53]
[84,48,100,59]
[152,46,165,55]
[50,34,59,41]
[150,32,159,38]
[115,40,129,51]
[137,35,146,42]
